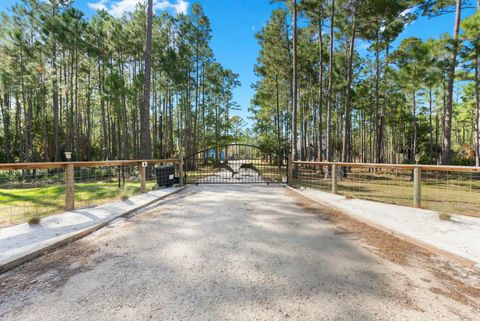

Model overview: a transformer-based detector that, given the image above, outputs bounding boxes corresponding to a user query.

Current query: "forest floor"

[0,184,479,321]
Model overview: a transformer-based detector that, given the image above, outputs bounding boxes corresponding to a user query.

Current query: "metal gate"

[183,144,288,185]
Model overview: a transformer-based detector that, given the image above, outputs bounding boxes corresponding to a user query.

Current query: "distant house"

[204,148,225,161]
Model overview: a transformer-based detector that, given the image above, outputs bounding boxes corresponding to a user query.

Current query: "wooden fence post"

[414,167,422,208]
[65,164,75,211]
[332,164,338,194]
[179,151,184,186]
[287,155,293,186]
[140,163,147,193]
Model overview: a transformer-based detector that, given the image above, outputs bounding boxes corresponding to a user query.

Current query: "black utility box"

[156,165,175,187]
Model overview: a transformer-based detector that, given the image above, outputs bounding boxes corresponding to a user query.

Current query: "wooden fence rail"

[292,161,480,173]
[0,159,180,171]
[0,159,183,212]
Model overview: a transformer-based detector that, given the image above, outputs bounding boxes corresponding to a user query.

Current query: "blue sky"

[0,0,476,126]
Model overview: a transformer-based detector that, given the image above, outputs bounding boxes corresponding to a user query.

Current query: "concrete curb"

[287,186,479,270]
[0,186,186,274]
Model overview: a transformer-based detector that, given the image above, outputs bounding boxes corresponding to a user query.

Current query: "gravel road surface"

[0,184,479,321]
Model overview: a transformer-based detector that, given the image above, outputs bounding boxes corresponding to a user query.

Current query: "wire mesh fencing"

[74,164,142,209]
[292,162,480,218]
[336,166,414,206]
[0,159,181,227]
[291,164,331,191]
[0,168,65,227]
[421,169,480,217]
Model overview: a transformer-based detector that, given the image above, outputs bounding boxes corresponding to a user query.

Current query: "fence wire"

[0,168,65,227]
[294,163,480,218]
[422,170,480,217]
[74,164,142,209]
[0,160,179,227]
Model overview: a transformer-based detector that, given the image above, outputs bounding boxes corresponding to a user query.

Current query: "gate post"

[331,164,338,194]
[65,163,75,211]
[413,167,422,208]
[140,163,147,193]
[179,151,185,186]
[287,155,293,186]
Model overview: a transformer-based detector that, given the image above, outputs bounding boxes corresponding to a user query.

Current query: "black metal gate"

[183,144,287,185]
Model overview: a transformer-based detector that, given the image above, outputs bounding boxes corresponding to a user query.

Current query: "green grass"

[0,181,156,227]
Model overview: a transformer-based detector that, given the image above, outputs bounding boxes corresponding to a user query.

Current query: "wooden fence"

[292,161,480,216]
[0,158,183,213]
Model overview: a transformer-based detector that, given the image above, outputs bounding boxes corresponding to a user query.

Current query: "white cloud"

[87,0,108,11]
[87,0,189,18]
[155,0,188,15]
[109,0,142,17]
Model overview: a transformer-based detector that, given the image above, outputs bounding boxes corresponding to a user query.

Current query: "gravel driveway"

[0,184,479,321]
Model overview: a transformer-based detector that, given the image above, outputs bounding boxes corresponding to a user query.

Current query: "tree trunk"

[98,61,108,160]
[193,48,200,156]
[326,0,335,162]
[67,50,74,156]
[318,18,324,161]
[412,90,417,162]
[52,41,60,161]
[374,30,383,163]
[0,93,11,162]
[275,74,281,163]
[74,47,79,158]
[140,0,153,160]
[429,87,434,160]
[86,71,92,160]
[291,0,298,162]
[476,49,480,167]
[441,0,462,165]
[341,4,356,163]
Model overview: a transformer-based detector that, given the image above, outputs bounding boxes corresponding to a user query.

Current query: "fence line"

[0,159,181,171]
[292,161,480,218]
[0,159,183,226]
[293,161,480,173]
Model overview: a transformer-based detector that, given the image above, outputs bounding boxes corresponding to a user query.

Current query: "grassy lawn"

[294,168,480,218]
[0,181,156,227]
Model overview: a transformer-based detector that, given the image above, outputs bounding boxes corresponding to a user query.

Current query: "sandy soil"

[0,184,479,321]
[297,188,480,265]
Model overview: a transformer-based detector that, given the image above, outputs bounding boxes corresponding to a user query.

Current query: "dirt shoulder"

[290,189,480,310]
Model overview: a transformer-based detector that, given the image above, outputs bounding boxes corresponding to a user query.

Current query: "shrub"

[119,190,129,201]
[28,216,41,225]
[438,213,451,221]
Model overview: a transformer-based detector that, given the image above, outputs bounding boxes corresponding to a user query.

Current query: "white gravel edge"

[0,187,185,273]
[289,187,480,269]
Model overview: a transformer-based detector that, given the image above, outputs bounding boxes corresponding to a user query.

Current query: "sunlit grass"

[0,181,155,227]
